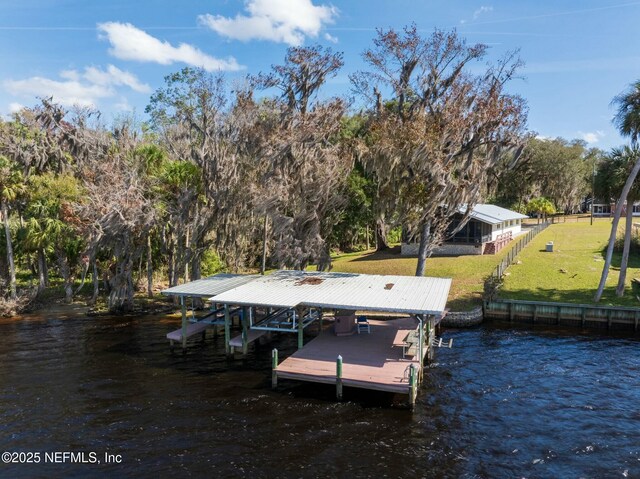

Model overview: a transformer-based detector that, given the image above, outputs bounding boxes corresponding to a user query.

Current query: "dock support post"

[241,307,249,355]
[211,303,218,339]
[297,307,304,349]
[271,348,278,388]
[427,319,435,363]
[418,315,424,382]
[336,355,343,400]
[408,364,417,407]
[224,304,231,357]
[319,308,323,333]
[181,296,187,350]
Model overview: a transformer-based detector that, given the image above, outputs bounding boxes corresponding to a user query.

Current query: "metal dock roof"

[161,273,259,298]
[212,270,451,315]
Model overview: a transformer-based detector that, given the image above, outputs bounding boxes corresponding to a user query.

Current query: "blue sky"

[1,0,640,149]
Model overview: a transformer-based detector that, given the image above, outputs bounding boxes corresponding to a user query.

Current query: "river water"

[0,312,638,478]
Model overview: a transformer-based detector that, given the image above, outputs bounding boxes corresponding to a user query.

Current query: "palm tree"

[595,147,640,297]
[613,80,640,144]
[594,82,640,301]
[526,197,556,224]
[0,155,25,300]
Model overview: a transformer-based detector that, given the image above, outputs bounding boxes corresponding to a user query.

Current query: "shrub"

[201,249,226,277]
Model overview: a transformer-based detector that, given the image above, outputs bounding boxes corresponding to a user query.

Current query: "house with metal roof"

[401,204,528,256]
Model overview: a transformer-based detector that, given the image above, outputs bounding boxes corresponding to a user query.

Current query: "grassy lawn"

[328,242,519,311]
[500,219,640,307]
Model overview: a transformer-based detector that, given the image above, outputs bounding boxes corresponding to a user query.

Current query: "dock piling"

[241,307,249,355]
[297,307,304,349]
[271,348,278,388]
[180,297,187,350]
[224,304,231,357]
[336,355,343,400]
[409,364,417,407]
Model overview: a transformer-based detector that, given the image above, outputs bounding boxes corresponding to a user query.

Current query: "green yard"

[328,218,640,311]
[329,242,518,311]
[499,219,640,307]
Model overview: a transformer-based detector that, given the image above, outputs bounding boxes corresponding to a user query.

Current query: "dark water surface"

[0,312,639,478]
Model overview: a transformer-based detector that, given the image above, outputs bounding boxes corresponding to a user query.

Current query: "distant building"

[401,204,528,256]
[590,200,640,217]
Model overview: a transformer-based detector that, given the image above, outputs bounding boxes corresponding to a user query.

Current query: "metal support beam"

[181,296,187,349]
[224,304,231,356]
[418,315,424,383]
[336,355,343,400]
[427,318,435,362]
[241,307,249,355]
[297,307,304,349]
[271,348,278,388]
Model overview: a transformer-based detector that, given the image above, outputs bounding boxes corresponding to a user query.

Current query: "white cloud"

[461,5,493,24]
[199,0,338,46]
[114,98,133,112]
[84,65,150,93]
[324,32,338,44]
[579,130,605,144]
[98,22,243,71]
[8,102,25,113]
[473,6,494,20]
[4,65,149,108]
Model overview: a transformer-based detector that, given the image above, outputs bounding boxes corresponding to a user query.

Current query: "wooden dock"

[274,317,422,395]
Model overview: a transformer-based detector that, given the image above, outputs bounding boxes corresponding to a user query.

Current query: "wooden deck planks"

[229,328,267,347]
[275,317,421,395]
[166,321,209,342]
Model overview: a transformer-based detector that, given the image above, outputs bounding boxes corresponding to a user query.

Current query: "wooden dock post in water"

[336,355,343,400]
[271,348,278,388]
[427,319,435,363]
[408,364,417,407]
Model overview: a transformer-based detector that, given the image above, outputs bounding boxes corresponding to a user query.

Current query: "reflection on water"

[0,313,638,478]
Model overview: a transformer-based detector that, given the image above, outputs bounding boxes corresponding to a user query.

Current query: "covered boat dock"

[162,270,451,404]
[162,273,258,349]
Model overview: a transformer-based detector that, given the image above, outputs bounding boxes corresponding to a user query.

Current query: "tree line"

[0,25,623,313]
